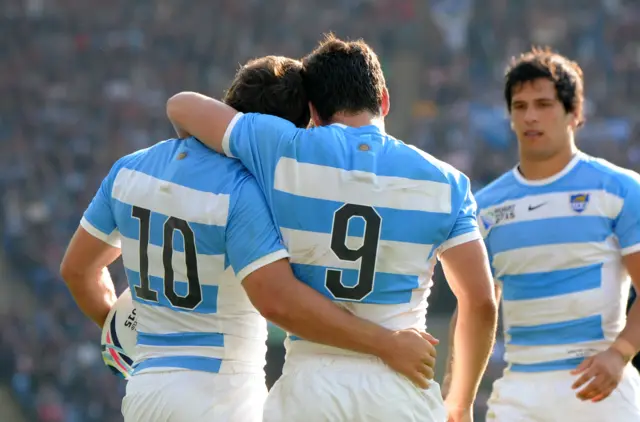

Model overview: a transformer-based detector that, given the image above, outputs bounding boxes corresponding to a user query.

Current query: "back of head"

[224,56,310,128]
[302,34,386,124]
[504,46,585,127]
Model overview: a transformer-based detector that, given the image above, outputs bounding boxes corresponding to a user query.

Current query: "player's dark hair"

[301,33,386,123]
[224,56,310,128]
[505,47,585,127]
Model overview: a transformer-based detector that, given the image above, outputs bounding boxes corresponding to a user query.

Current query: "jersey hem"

[222,112,244,158]
[80,217,122,248]
[236,249,289,280]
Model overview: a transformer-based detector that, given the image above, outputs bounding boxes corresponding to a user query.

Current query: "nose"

[524,107,539,124]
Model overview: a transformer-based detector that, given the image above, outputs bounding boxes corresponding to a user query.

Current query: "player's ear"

[567,112,578,130]
[309,102,323,127]
[381,87,390,117]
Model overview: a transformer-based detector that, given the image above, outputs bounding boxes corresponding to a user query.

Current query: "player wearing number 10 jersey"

[167,35,498,422]
[60,56,441,422]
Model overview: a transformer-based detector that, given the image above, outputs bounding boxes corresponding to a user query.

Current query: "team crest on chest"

[570,193,590,213]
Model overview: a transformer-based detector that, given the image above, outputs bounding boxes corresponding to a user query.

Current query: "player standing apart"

[59,56,439,422]
[166,35,498,422]
[445,48,640,421]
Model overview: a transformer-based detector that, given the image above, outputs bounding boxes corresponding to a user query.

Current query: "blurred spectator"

[1,1,639,420]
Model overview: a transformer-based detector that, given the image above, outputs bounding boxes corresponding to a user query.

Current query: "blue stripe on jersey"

[291,263,417,304]
[507,315,604,346]
[133,356,222,374]
[501,263,603,301]
[510,357,586,373]
[281,131,449,184]
[490,216,612,254]
[137,332,224,347]
[113,200,225,255]
[273,191,449,245]
[121,138,250,194]
[126,269,218,314]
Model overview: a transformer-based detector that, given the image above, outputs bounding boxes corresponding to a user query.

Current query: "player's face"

[509,78,576,161]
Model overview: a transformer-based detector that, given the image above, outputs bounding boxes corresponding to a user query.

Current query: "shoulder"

[113,138,182,172]
[577,154,640,196]
[474,170,519,211]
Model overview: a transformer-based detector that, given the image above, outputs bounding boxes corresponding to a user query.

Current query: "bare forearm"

[63,267,116,328]
[261,286,391,358]
[447,301,497,407]
[444,308,458,379]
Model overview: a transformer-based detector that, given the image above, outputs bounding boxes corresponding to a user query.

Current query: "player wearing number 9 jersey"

[167,35,498,422]
[61,56,442,422]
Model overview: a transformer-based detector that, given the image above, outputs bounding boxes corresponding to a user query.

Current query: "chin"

[520,148,555,162]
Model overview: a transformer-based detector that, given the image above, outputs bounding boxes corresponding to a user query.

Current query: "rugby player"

[165,35,498,422]
[60,55,439,422]
[445,47,640,421]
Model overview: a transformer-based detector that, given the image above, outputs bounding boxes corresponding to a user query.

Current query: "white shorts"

[264,355,447,422]
[122,371,267,422]
[486,364,640,422]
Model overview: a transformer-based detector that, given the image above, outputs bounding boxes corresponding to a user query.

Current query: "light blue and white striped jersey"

[221,113,481,357]
[476,152,640,373]
[82,137,288,374]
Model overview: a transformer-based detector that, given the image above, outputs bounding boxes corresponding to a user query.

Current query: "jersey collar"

[330,122,386,135]
[512,151,584,186]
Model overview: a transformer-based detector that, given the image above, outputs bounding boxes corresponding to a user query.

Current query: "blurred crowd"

[1,0,639,420]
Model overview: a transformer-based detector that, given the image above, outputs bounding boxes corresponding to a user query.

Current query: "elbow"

[458,294,498,318]
[59,259,77,285]
[59,257,89,287]
[166,92,190,121]
[254,299,290,324]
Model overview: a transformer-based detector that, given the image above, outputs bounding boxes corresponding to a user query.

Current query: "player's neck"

[518,144,578,181]
[328,112,385,132]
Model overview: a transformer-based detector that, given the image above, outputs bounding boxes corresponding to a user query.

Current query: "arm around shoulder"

[166,91,239,154]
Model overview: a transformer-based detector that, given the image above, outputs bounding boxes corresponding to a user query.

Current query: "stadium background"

[1,0,639,421]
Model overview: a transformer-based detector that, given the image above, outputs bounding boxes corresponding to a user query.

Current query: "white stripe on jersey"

[274,157,452,213]
[112,168,230,226]
[492,239,619,276]
[505,339,613,365]
[481,189,623,231]
[280,227,433,276]
[502,288,607,327]
[119,236,225,286]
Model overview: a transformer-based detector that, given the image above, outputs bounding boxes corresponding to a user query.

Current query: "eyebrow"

[512,97,555,104]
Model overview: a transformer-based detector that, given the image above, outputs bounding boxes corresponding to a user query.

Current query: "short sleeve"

[438,174,482,256]
[226,176,289,280]
[81,165,122,248]
[614,173,640,255]
[222,112,300,192]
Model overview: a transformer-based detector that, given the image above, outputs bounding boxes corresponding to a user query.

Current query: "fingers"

[570,357,592,375]
[575,374,617,401]
[591,380,616,403]
[420,332,440,345]
[571,369,595,391]
[422,353,436,370]
[407,370,430,389]
[418,361,435,380]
